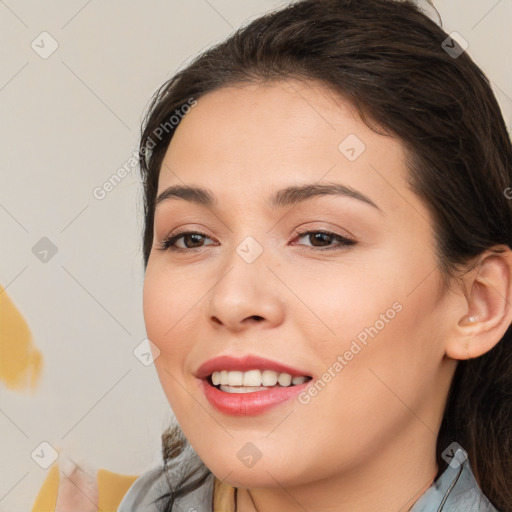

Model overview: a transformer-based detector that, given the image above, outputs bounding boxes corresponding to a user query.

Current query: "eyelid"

[291,228,356,250]
[157,229,215,252]
[157,226,356,253]
[291,222,355,241]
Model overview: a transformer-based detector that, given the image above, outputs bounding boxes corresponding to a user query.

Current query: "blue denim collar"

[410,445,498,511]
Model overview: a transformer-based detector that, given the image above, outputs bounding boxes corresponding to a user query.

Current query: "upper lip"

[195,355,311,380]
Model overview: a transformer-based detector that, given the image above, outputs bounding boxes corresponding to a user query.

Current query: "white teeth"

[242,370,261,387]
[210,369,309,388]
[262,370,278,386]
[219,385,264,393]
[277,373,292,386]
[229,371,244,386]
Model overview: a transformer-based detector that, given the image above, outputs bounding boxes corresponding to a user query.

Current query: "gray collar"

[410,446,498,512]
[117,445,498,511]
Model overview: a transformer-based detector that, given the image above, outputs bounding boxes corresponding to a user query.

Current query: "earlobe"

[446,247,512,361]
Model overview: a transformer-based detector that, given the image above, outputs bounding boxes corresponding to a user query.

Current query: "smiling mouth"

[207,369,312,393]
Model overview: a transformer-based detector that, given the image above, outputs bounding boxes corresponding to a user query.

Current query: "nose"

[207,247,285,332]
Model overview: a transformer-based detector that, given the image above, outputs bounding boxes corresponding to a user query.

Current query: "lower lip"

[200,378,311,416]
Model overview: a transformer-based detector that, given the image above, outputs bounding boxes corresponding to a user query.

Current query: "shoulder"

[117,444,214,512]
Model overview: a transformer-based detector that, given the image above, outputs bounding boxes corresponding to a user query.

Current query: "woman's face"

[143,80,458,489]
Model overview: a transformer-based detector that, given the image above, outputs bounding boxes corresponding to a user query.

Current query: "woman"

[118,0,512,510]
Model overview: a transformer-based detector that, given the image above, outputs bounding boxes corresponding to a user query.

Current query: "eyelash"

[157,229,356,253]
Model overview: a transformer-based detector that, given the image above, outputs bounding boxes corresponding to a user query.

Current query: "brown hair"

[139,1,512,509]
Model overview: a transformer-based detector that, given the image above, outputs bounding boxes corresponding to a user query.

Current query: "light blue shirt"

[117,444,499,511]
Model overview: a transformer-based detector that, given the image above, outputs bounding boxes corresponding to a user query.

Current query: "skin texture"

[142,80,512,512]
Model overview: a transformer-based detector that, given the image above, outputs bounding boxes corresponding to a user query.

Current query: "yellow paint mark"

[97,468,138,511]
[0,285,43,392]
[31,464,139,512]
[31,463,59,512]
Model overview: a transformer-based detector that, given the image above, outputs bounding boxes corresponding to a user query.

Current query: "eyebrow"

[155,182,382,212]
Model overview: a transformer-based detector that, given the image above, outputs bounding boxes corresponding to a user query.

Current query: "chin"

[214,464,301,489]
[197,445,309,488]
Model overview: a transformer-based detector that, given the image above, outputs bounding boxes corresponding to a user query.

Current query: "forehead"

[157,80,415,218]
[165,80,377,163]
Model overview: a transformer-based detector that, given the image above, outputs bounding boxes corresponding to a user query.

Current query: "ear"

[445,246,512,360]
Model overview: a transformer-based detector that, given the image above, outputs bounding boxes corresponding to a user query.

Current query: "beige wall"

[0,1,510,510]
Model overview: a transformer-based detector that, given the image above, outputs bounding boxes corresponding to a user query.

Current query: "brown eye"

[158,231,214,251]
[307,232,333,247]
[178,233,207,248]
[294,230,355,250]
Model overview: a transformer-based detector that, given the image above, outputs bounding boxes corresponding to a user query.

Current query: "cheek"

[302,245,446,400]
[142,273,169,347]
[283,256,402,349]
[316,267,447,427]
[142,267,198,409]
[142,263,199,350]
